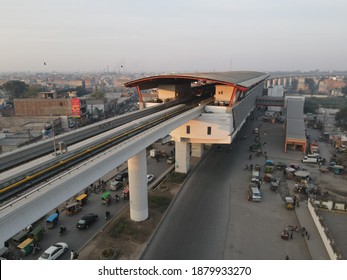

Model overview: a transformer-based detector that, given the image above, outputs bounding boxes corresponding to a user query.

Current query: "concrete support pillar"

[283,77,287,87]
[128,149,148,221]
[191,143,204,157]
[266,80,271,88]
[175,141,190,173]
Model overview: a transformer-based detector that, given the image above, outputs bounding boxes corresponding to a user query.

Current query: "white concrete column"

[128,149,148,221]
[139,102,145,110]
[175,141,190,173]
[191,143,203,157]
[283,77,287,87]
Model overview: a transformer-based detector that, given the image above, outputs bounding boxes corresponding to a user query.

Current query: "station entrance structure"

[284,97,307,153]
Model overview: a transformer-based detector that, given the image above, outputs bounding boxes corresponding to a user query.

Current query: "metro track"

[0,100,183,173]
[0,104,192,201]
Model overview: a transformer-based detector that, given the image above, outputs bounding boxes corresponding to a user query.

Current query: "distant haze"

[0,0,346,73]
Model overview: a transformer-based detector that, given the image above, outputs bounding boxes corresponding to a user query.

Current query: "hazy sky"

[0,0,346,73]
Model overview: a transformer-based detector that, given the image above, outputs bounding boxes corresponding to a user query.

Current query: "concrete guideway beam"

[0,106,204,246]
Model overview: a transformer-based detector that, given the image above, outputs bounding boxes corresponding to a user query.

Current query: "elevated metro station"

[125,71,269,173]
[0,71,270,247]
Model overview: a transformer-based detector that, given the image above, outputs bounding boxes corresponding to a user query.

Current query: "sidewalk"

[295,200,330,260]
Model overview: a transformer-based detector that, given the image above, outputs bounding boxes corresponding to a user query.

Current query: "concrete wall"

[158,84,176,100]
[14,98,72,116]
[215,85,234,102]
[308,199,340,259]
[0,116,57,129]
[170,112,233,144]
[157,83,191,100]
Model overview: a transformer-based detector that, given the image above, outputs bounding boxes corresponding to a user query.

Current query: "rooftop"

[124,71,269,90]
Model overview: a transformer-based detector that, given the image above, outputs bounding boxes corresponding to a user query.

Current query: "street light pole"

[52,121,57,155]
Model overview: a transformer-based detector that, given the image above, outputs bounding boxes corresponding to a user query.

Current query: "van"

[302,155,318,163]
[248,185,262,202]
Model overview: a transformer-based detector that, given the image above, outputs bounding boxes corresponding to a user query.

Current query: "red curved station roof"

[124,71,269,90]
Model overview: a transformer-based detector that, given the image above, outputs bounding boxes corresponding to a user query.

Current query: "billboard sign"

[71,98,81,117]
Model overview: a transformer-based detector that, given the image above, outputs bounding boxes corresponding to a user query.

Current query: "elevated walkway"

[256,96,284,107]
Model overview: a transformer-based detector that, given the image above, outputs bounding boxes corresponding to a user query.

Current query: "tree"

[305,78,316,94]
[90,87,105,99]
[291,79,298,91]
[3,80,28,99]
[304,98,319,114]
[335,106,347,129]
[26,85,41,98]
[76,86,86,97]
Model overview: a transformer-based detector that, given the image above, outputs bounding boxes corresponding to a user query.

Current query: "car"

[76,213,98,229]
[166,156,175,164]
[115,171,128,181]
[38,242,68,260]
[110,180,123,191]
[147,174,154,184]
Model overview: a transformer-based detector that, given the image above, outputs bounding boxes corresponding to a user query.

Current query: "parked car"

[38,242,68,260]
[167,157,175,164]
[115,171,128,181]
[110,181,123,191]
[76,213,98,229]
[147,174,154,184]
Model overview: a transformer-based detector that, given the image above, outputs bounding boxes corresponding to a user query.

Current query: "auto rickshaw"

[101,191,111,205]
[265,165,275,173]
[281,229,289,240]
[46,212,59,229]
[28,225,45,241]
[284,197,295,210]
[65,202,81,216]
[122,188,129,200]
[333,165,344,175]
[17,238,34,256]
[75,193,88,205]
[270,178,279,192]
[11,230,29,245]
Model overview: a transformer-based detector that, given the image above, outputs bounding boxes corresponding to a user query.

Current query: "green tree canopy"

[3,80,28,99]
[305,78,316,94]
[335,106,347,129]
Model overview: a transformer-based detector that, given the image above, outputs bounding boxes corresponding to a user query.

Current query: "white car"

[147,174,154,184]
[110,180,124,191]
[38,242,69,260]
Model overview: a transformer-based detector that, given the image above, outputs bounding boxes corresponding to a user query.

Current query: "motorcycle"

[105,211,111,220]
[59,225,67,236]
[32,244,41,256]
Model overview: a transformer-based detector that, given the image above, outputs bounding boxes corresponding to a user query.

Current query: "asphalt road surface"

[18,143,173,260]
[142,111,311,260]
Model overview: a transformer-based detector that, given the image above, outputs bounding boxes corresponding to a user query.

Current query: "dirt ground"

[78,177,182,260]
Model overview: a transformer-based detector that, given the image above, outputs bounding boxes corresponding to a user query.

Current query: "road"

[18,143,174,260]
[142,110,311,260]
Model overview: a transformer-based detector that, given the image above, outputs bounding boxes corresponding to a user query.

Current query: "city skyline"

[1,0,346,73]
